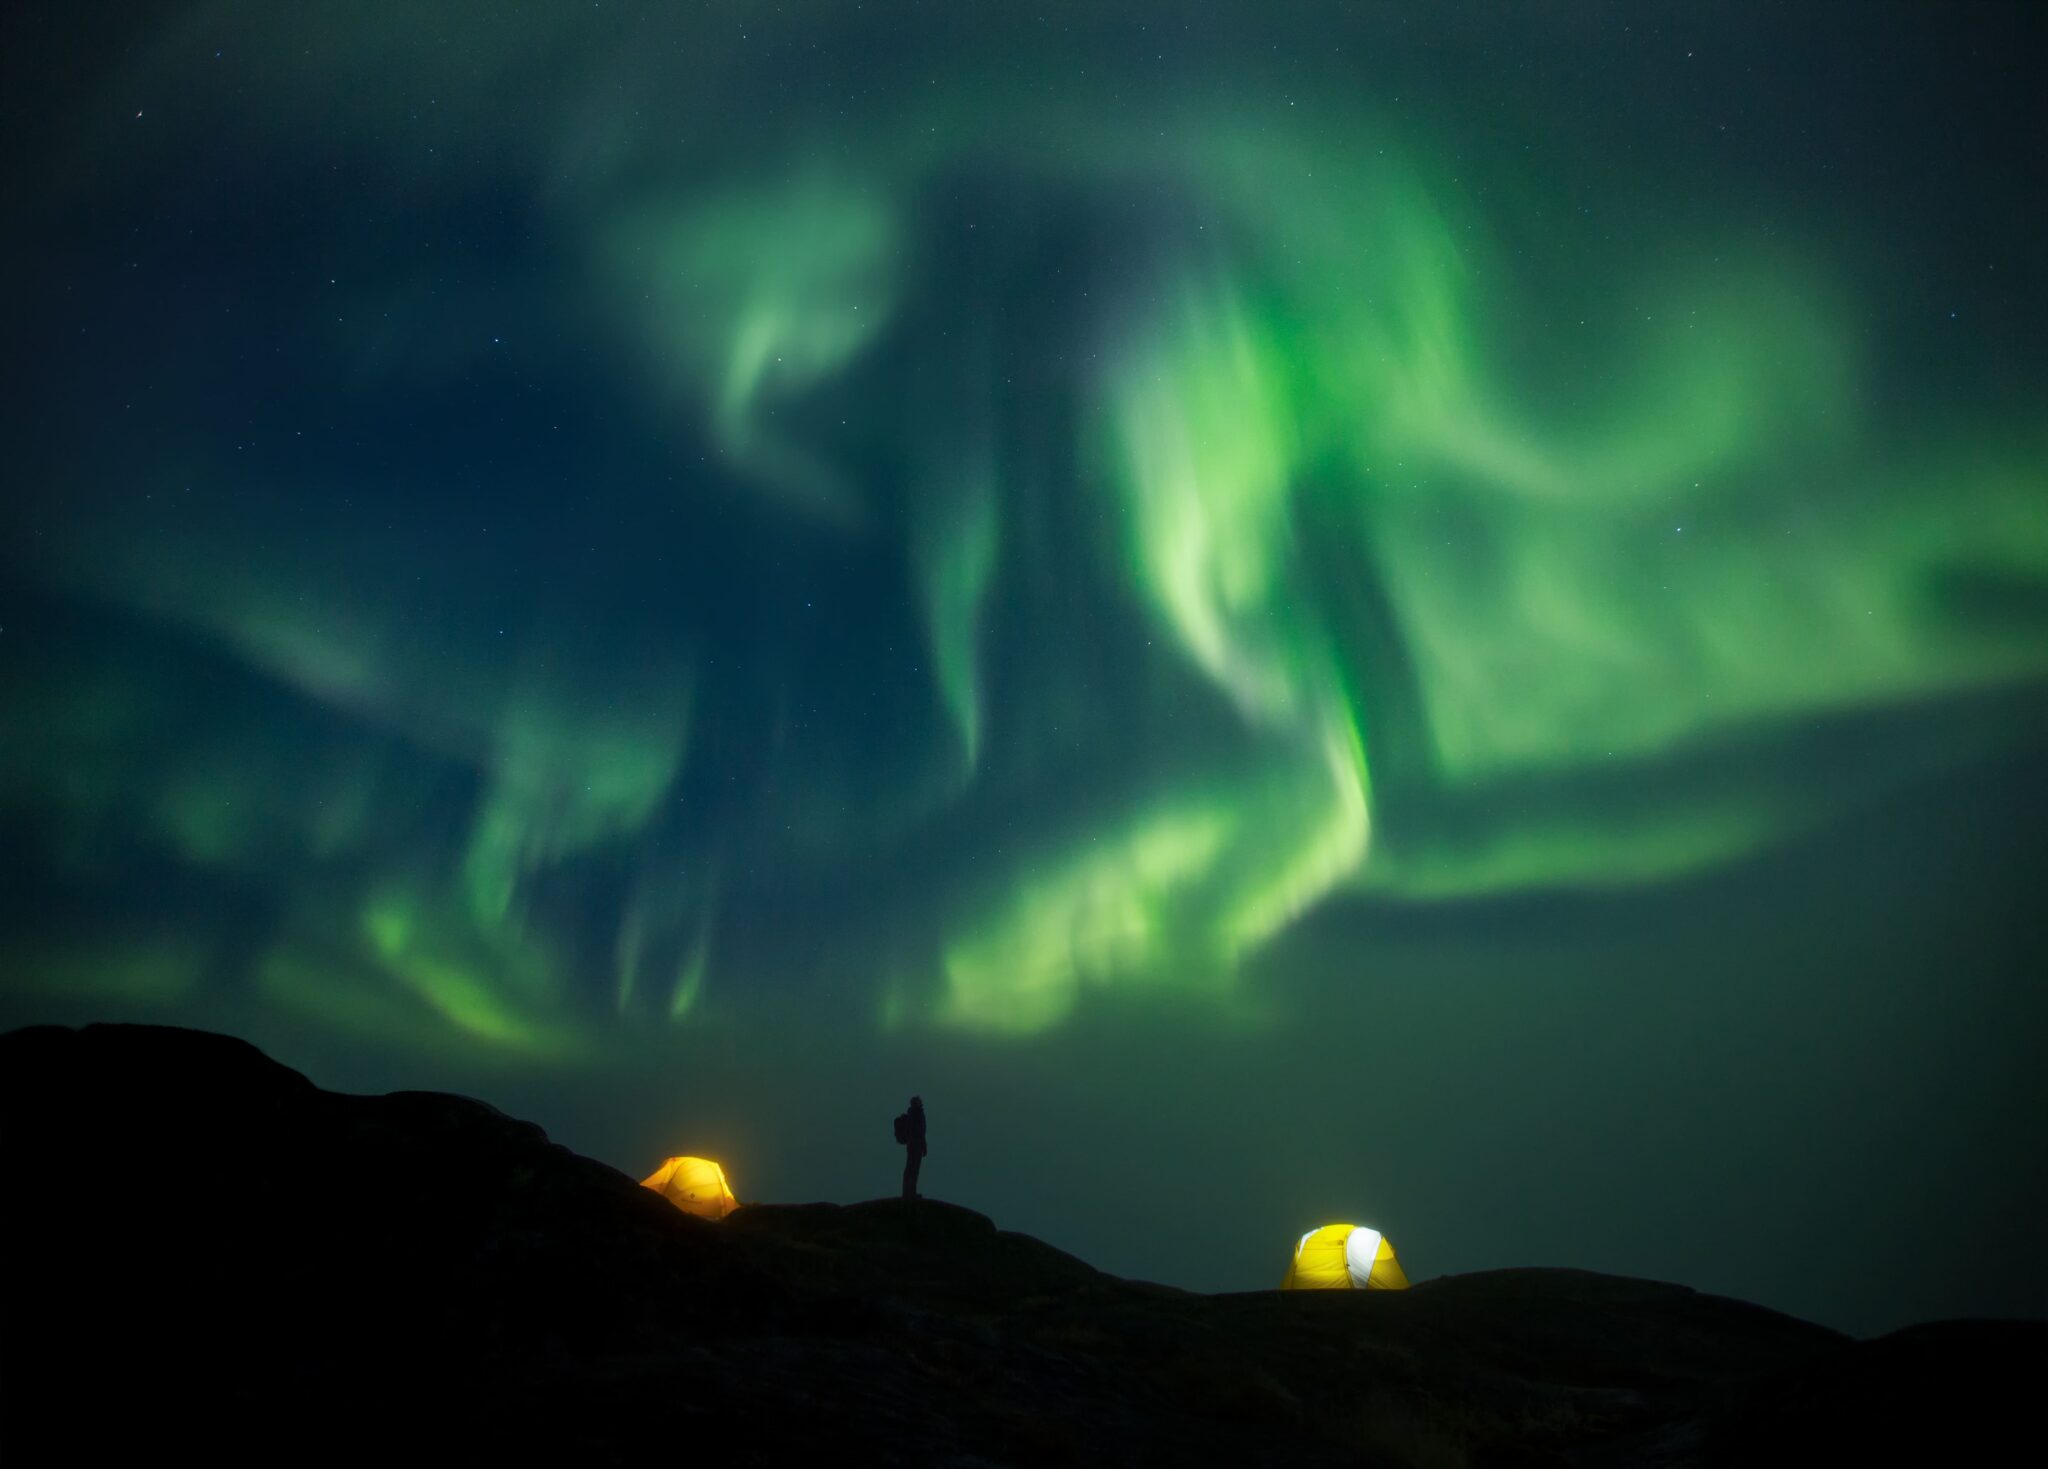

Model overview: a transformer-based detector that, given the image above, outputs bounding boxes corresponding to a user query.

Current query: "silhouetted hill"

[2,1024,2037,1465]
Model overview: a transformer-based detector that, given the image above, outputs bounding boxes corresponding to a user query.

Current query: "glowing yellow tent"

[642,1156,739,1220]
[1281,1224,1411,1290]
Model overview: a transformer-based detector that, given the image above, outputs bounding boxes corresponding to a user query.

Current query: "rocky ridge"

[2,1023,2036,1465]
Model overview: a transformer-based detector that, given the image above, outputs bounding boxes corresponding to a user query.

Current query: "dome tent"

[641,1156,739,1219]
[1281,1223,1410,1290]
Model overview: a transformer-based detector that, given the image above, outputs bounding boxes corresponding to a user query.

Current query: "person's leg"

[903,1150,921,1199]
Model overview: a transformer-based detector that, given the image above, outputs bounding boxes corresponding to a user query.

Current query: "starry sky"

[3,2,2045,1336]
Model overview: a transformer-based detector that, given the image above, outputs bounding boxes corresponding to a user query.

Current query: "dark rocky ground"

[2,1023,2038,1465]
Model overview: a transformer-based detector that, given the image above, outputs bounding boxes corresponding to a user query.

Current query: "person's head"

[910,1095,923,1109]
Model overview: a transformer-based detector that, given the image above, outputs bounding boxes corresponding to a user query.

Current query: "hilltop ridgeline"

[2,1023,2037,1466]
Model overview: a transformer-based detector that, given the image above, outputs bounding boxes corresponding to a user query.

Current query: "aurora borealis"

[3,2,2044,1334]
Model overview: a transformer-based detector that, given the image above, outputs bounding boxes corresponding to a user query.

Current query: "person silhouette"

[900,1095,927,1199]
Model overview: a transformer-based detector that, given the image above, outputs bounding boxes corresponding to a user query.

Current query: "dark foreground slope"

[2,1026,2037,1466]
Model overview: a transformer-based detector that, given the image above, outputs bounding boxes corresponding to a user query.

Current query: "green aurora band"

[4,3,2046,1058]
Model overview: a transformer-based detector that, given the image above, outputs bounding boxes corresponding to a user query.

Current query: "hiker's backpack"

[892,1112,909,1144]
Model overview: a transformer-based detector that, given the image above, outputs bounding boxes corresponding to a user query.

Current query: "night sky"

[4,2,2044,1337]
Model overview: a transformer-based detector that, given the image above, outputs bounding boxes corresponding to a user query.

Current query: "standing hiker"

[894,1095,927,1199]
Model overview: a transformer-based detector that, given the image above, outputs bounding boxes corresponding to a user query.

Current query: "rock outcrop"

[2,1024,2037,1465]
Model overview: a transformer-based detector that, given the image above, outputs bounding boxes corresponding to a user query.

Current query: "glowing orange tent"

[642,1156,739,1219]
